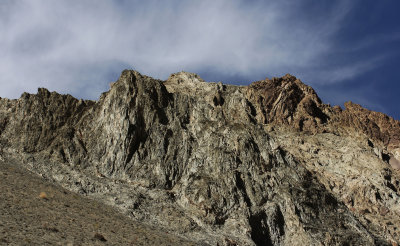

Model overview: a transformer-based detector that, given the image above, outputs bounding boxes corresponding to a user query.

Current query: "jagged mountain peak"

[1,70,400,245]
[168,71,205,83]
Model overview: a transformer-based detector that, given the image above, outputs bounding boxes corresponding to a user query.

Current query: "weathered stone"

[0,70,399,245]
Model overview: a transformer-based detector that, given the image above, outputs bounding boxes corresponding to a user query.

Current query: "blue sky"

[0,0,399,119]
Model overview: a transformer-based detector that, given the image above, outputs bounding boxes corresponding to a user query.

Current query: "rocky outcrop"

[339,101,400,163]
[245,74,329,133]
[0,70,399,245]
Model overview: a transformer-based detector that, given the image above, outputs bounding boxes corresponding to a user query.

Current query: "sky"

[0,0,399,119]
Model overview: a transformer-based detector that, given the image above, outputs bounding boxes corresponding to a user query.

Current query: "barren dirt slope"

[0,160,198,246]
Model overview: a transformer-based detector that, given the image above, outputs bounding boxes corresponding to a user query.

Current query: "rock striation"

[0,70,399,245]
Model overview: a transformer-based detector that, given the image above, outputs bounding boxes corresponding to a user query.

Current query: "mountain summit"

[0,70,399,245]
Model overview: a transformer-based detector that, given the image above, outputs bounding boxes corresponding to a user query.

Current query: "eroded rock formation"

[0,70,399,245]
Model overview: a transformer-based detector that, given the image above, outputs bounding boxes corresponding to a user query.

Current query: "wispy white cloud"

[0,0,384,100]
[300,55,387,85]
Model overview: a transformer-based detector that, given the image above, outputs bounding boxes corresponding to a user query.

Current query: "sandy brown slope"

[0,160,198,246]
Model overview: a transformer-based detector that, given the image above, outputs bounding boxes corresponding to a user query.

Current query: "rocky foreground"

[0,70,399,245]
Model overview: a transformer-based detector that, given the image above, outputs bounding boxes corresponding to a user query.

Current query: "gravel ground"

[0,161,198,246]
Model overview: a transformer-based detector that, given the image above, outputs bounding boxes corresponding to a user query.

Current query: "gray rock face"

[0,70,399,245]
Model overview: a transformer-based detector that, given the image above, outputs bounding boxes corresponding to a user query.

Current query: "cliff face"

[0,70,399,245]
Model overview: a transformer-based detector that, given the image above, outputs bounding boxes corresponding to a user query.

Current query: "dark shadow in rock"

[249,212,273,246]
[235,171,251,207]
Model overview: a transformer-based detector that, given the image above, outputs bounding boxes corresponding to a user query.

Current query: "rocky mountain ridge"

[0,70,399,245]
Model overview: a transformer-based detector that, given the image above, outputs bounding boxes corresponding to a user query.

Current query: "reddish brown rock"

[245,74,329,134]
[246,74,400,156]
[339,101,400,151]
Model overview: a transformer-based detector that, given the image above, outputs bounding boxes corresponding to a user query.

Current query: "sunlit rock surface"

[0,70,399,245]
